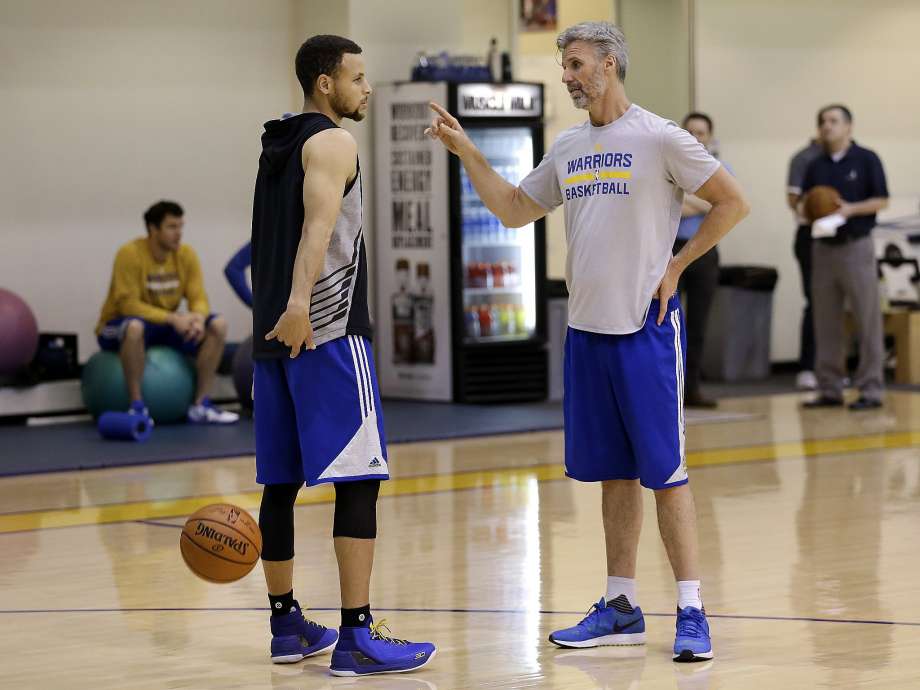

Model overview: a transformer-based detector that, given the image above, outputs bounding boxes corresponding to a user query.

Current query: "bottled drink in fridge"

[498,303,512,335]
[392,259,414,363]
[489,304,501,335]
[492,262,504,287]
[478,304,493,337]
[479,262,493,288]
[465,306,480,338]
[514,304,527,335]
[412,262,435,363]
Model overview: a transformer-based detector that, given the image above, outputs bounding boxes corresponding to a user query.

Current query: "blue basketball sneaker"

[549,596,647,648]
[330,616,436,676]
[270,602,338,664]
[673,606,713,662]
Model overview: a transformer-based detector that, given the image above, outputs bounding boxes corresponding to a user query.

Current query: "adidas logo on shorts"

[368,457,381,468]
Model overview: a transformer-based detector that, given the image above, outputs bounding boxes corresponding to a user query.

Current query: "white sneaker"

[187,398,240,425]
[795,371,817,390]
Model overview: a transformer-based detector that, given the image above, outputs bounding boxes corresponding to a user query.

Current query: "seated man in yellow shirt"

[96,200,238,424]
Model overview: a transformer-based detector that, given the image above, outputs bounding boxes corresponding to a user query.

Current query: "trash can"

[701,265,778,381]
[546,280,568,402]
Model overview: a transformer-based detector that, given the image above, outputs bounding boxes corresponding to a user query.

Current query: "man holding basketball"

[427,21,748,662]
[250,35,435,676]
[799,105,889,411]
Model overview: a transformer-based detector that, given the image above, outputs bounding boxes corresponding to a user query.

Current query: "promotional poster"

[374,82,452,400]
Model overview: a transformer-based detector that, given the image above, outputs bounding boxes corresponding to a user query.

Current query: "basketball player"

[250,35,435,676]
[426,22,748,661]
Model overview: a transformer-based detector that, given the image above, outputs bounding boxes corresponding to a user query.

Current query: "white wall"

[619,0,690,123]
[695,0,920,361]
[0,1,293,361]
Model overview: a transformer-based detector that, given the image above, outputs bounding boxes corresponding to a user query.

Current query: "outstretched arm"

[425,102,547,228]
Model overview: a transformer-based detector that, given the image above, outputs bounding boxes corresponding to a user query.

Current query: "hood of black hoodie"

[258,113,335,176]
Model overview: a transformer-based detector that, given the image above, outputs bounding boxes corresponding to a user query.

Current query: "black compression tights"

[259,480,380,561]
[259,482,300,561]
[332,479,380,539]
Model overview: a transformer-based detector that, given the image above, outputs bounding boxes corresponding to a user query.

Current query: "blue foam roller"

[97,411,153,442]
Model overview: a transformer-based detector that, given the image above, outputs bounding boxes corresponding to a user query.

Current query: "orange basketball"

[803,185,842,222]
[180,503,262,583]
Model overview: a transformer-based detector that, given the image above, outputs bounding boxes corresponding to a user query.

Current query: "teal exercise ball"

[81,346,196,424]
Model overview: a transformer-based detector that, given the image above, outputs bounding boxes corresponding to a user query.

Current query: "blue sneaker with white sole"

[330,616,436,676]
[673,606,714,662]
[549,596,647,648]
[270,602,338,663]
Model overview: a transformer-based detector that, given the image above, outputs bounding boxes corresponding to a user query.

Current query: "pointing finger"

[428,102,458,127]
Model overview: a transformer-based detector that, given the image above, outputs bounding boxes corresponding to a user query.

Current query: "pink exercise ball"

[0,288,39,376]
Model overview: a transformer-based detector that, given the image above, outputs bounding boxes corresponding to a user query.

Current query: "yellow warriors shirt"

[96,237,210,333]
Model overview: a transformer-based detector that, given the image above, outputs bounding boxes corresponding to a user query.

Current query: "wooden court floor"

[1,391,919,689]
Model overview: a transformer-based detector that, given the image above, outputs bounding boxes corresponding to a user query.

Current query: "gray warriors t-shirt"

[520,104,721,334]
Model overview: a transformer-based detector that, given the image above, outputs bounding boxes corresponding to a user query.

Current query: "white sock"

[677,580,702,610]
[605,576,637,608]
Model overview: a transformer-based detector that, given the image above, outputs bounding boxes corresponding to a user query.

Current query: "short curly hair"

[295,35,362,97]
[143,200,183,230]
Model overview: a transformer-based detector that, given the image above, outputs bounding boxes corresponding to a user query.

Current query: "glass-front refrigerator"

[459,128,538,344]
[375,81,547,402]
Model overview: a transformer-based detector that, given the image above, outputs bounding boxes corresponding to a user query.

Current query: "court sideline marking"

[0,605,917,629]
[0,429,918,535]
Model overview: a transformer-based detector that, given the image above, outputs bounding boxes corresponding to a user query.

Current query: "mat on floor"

[0,400,757,477]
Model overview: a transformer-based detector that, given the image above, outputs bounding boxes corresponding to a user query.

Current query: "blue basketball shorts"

[254,334,389,487]
[97,315,217,356]
[563,295,688,490]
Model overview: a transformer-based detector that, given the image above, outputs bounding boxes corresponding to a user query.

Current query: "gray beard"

[569,91,589,109]
[569,70,607,110]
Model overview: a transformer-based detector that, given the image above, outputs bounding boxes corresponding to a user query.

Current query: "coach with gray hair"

[425,20,749,663]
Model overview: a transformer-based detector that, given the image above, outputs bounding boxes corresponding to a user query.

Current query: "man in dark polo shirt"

[801,104,889,410]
